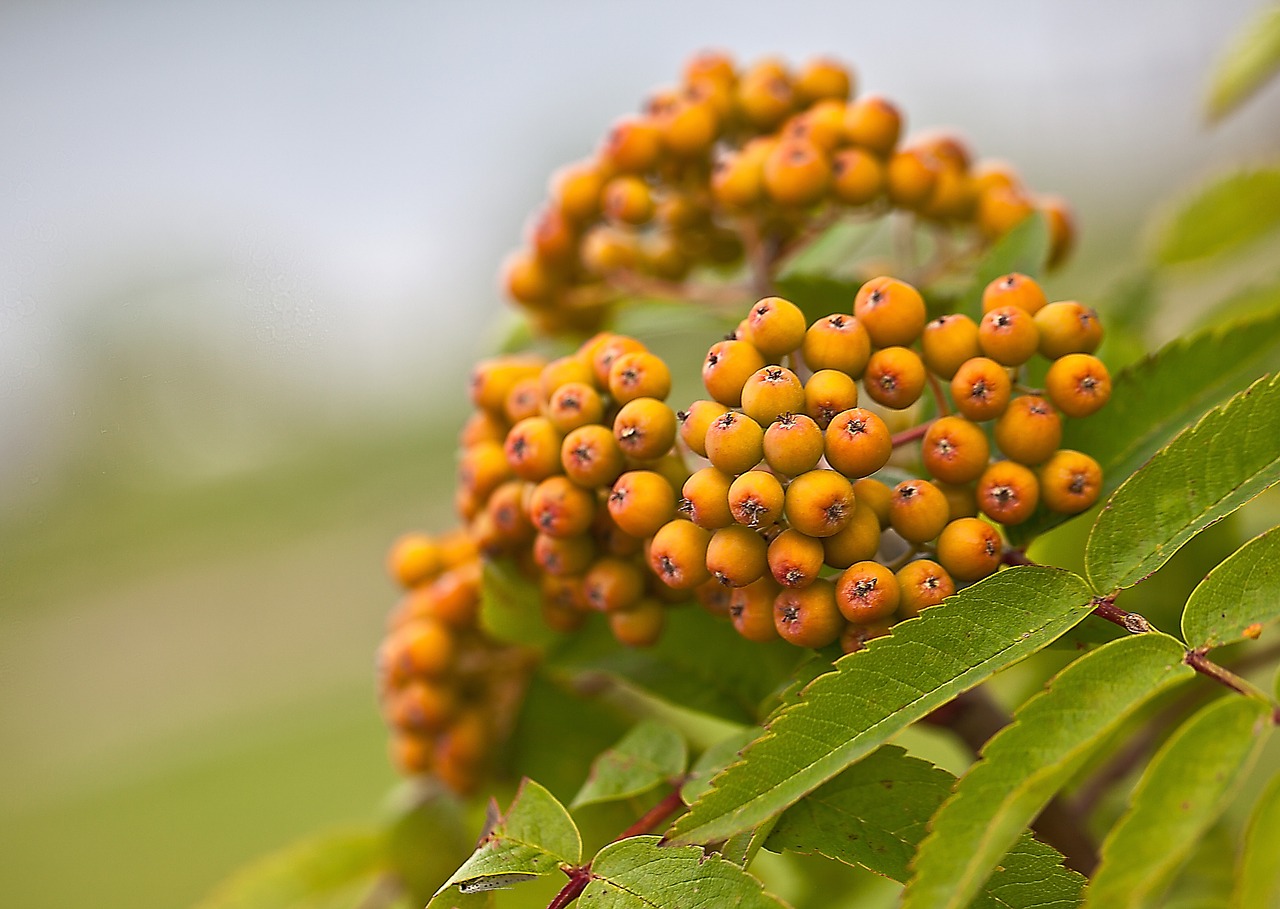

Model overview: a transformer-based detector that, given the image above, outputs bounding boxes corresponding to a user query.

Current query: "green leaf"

[572,720,688,809]
[1164,823,1237,909]
[957,211,1050,320]
[765,744,1085,908]
[665,567,1095,846]
[902,634,1194,909]
[1155,168,1280,265]
[774,273,860,325]
[1086,373,1280,592]
[194,828,387,909]
[1234,769,1280,908]
[1182,525,1280,649]
[1014,305,1280,544]
[549,609,804,725]
[579,836,790,908]
[1085,697,1271,908]
[430,779,581,906]
[682,728,761,806]
[480,557,562,648]
[1207,7,1280,122]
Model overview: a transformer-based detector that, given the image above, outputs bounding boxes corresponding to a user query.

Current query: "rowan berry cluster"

[503,52,1074,333]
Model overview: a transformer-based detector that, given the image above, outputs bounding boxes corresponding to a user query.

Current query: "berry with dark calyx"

[533,532,596,576]
[547,382,605,433]
[740,365,806,426]
[613,397,678,460]
[1045,353,1111,418]
[768,528,826,588]
[802,313,871,375]
[831,147,885,206]
[743,296,808,359]
[821,501,882,569]
[835,560,901,623]
[863,346,927,410]
[764,140,832,207]
[1034,300,1104,359]
[1039,449,1103,514]
[703,339,768,406]
[921,314,981,380]
[978,306,1040,367]
[503,377,544,423]
[602,174,655,225]
[804,369,860,429]
[583,556,647,613]
[896,558,955,617]
[730,576,783,642]
[976,460,1040,525]
[935,517,1003,582]
[529,475,597,537]
[609,350,672,403]
[982,272,1047,315]
[608,470,677,538]
[678,399,731,457]
[728,469,786,528]
[784,469,856,537]
[763,412,825,477]
[994,395,1062,465]
[561,424,625,487]
[888,479,951,544]
[824,407,892,478]
[706,525,770,587]
[853,276,927,347]
[680,466,735,529]
[648,519,713,590]
[774,579,844,648]
[705,410,766,474]
[841,622,893,654]
[950,356,1012,422]
[922,416,991,484]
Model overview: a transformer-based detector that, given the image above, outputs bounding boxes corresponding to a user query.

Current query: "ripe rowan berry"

[841,622,893,653]
[920,161,977,223]
[561,424,625,487]
[533,532,596,576]
[843,94,902,156]
[835,561,900,623]
[763,412,825,476]
[824,407,893,478]
[950,357,1013,422]
[978,306,1040,367]
[706,525,769,587]
[505,417,565,482]
[639,231,691,281]
[387,532,441,588]
[540,355,595,398]
[590,334,648,388]
[696,579,734,617]
[784,469,856,537]
[529,475,597,538]
[705,411,766,475]
[976,185,1035,240]
[994,395,1062,465]
[613,397,678,460]
[459,410,509,449]
[1045,353,1111,418]
[863,346,927,409]
[458,441,513,502]
[470,357,544,415]
[551,159,607,224]
[921,314,981,380]
[711,141,771,209]
[802,313,872,375]
[744,296,808,359]
[609,598,666,647]
[854,276,927,347]
[680,467,735,529]
[1039,449,1103,514]
[380,619,455,682]
[804,369,860,429]
[764,140,832,207]
[922,416,991,484]
[982,273,1047,315]
[1040,195,1076,269]
[736,59,795,129]
[935,517,1003,582]
[886,148,939,209]
[768,528,825,588]
[889,479,951,543]
[602,115,663,173]
[580,224,638,276]
[821,501,882,568]
[677,399,730,457]
[795,57,853,103]
[609,350,672,403]
[976,460,1040,525]
[730,576,783,642]
[584,556,647,613]
[831,147,885,206]
[389,732,434,776]
[547,382,605,433]
[486,481,535,546]
[648,519,713,590]
[1034,301,1103,359]
[503,250,557,307]
[656,95,719,158]
[896,558,955,617]
[703,339,768,406]
[387,679,457,735]
[602,175,655,225]
[935,481,979,521]
[608,470,677,538]
[784,99,847,152]
[774,579,844,648]
[741,365,807,425]
[851,478,892,526]
[503,376,544,424]
[728,469,786,528]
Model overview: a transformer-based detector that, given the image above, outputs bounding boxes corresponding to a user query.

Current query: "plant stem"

[615,786,687,841]
[891,419,935,448]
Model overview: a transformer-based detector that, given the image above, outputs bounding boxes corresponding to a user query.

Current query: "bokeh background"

[2,2,1279,907]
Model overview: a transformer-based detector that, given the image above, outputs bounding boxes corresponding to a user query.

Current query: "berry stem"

[615,784,687,841]
[890,419,936,448]
[926,372,952,417]
[546,867,591,909]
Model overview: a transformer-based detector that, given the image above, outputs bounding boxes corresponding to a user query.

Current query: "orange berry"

[561,424,624,487]
[1040,195,1076,269]
[896,559,955,617]
[784,469,856,538]
[533,532,596,577]
[936,481,979,521]
[886,148,939,209]
[696,579,735,617]
[804,369,860,429]
[841,622,893,654]
[949,357,1012,422]
[740,365,807,425]
[458,441,513,502]
[602,174,655,226]
[843,94,902,156]
[551,159,607,223]
[763,412,825,476]
[976,460,1040,525]
[503,375,544,424]
[994,395,1062,465]
[680,467,735,530]
[590,334,647,388]
[831,147,885,206]
[1045,354,1111,418]
[922,416,991,484]
[613,397,678,460]
[795,57,853,103]
[1034,301,1104,359]
[764,140,832,207]
[889,479,951,544]
[503,250,557,307]
[863,346,927,410]
[803,313,872,375]
[657,95,719,158]
[505,417,564,482]
[736,60,795,129]
[854,276,927,347]
[459,410,509,448]
[540,355,596,398]
[703,339,768,406]
[705,411,766,475]
[728,469,786,528]
[609,598,666,647]
[706,525,769,587]
[824,407,892,478]
[774,579,844,648]
[380,619,454,682]
[580,224,638,276]
[470,357,543,415]
[584,556,647,613]
[821,501,882,569]
[486,480,535,547]
[1039,450,1103,515]
[768,528,826,588]
[387,679,457,735]
[608,470,677,538]
[609,350,672,403]
[835,561,900,623]
[602,115,662,173]
[387,532,441,588]
[977,185,1035,240]
[978,306,1041,367]
[731,576,783,642]
[529,475,597,538]
[982,273,1047,316]
[530,207,579,269]
[648,519,713,590]
[935,517,1003,582]
[782,100,847,152]
[921,314,981,380]
[744,296,808,359]
[678,399,731,457]
[546,381,605,433]
[851,478,893,527]
[711,140,770,209]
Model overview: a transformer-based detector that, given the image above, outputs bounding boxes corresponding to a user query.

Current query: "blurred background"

[2,2,1278,906]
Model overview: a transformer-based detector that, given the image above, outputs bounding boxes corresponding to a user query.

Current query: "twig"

[891,419,936,448]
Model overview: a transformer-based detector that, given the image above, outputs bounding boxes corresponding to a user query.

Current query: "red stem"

[615,787,687,842]
[891,419,935,448]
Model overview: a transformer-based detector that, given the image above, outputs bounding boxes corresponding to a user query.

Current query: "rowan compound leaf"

[1084,697,1271,908]
[1181,525,1280,649]
[430,779,581,906]
[1086,374,1280,592]
[765,744,1085,908]
[666,566,1095,846]
[579,836,790,908]
[902,634,1194,909]
[572,720,688,809]
[1207,6,1280,121]
[1155,168,1280,264]
[1233,769,1280,909]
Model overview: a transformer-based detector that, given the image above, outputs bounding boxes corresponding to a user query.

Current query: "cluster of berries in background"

[379,51,1108,794]
[503,51,1074,333]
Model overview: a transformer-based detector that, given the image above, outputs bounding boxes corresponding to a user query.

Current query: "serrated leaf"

[902,634,1194,909]
[1015,305,1280,544]
[682,728,761,806]
[957,211,1050,320]
[1086,374,1280,592]
[194,828,387,909]
[1234,769,1280,908]
[549,609,804,725]
[1207,7,1280,122]
[666,567,1095,846]
[579,836,790,908]
[1085,697,1270,908]
[1155,169,1280,265]
[766,744,1085,909]
[431,779,581,906]
[1182,525,1280,649]
[573,720,688,809]
[480,558,562,648]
